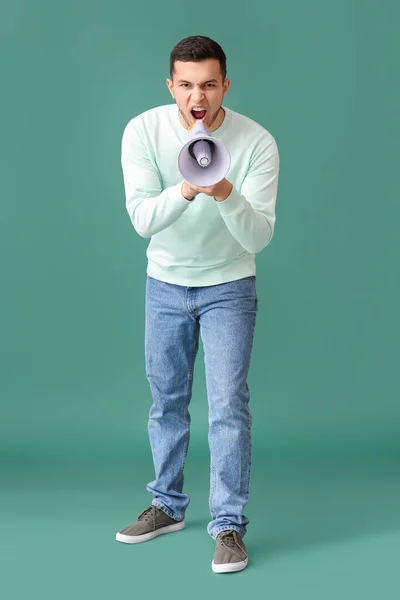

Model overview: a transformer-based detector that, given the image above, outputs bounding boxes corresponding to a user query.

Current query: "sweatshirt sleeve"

[216,135,280,254]
[121,120,192,238]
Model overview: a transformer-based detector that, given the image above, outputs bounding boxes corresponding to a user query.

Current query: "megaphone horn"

[178,120,230,187]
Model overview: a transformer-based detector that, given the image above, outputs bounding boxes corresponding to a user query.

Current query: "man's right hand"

[181,181,198,201]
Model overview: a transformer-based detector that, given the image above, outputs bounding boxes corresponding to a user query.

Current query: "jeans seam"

[247,402,252,505]
[181,327,198,470]
[209,462,216,514]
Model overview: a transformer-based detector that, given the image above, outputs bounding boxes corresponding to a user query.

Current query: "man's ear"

[166,79,174,99]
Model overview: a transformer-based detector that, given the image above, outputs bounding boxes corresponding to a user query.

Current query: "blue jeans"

[144,275,258,539]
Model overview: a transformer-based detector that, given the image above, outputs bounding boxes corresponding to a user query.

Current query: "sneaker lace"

[219,530,238,548]
[137,506,159,528]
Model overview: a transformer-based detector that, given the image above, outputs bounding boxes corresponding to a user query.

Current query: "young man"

[116,35,280,574]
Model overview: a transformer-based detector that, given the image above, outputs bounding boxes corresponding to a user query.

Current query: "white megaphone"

[178,119,231,186]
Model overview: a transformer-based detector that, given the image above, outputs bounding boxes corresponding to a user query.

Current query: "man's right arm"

[121,120,195,238]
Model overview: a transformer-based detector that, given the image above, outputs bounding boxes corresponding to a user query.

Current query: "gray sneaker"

[212,530,248,573]
[115,505,185,544]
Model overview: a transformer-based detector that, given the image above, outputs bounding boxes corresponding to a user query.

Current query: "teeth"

[193,108,206,111]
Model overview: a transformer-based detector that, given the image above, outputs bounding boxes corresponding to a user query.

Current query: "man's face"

[166,58,230,130]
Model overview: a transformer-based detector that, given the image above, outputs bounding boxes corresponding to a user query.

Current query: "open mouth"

[191,109,207,122]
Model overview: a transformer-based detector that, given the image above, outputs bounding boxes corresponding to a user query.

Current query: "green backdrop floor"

[2,447,399,599]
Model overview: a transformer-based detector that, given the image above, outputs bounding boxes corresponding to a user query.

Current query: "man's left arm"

[214,136,280,254]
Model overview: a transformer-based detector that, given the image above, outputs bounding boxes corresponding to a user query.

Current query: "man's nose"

[192,88,205,100]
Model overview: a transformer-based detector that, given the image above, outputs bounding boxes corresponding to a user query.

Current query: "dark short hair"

[169,36,227,82]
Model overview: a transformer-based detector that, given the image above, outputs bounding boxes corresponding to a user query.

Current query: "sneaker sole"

[211,557,248,573]
[116,519,185,544]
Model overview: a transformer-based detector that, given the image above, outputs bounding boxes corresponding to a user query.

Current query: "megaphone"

[178,119,231,187]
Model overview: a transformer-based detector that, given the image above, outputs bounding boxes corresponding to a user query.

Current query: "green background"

[1,0,399,597]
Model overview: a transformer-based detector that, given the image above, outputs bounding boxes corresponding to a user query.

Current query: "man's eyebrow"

[177,79,218,83]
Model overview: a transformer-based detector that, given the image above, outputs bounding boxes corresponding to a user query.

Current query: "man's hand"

[182,178,233,202]
[181,181,198,201]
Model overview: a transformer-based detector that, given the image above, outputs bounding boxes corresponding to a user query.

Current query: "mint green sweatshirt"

[121,103,280,287]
